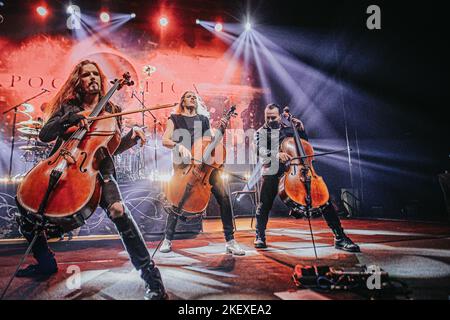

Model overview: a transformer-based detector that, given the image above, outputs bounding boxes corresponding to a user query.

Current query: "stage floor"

[0,217,449,300]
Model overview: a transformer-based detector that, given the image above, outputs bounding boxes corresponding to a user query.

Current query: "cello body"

[278,137,329,209]
[16,112,120,233]
[164,138,226,214]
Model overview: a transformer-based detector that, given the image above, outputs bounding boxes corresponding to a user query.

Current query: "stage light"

[215,23,223,32]
[159,16,168,27]
[36,6,48,17]
[195,19,200,24]
[130,13,136,19]
[245,22,252,31]
[100,11,110,23]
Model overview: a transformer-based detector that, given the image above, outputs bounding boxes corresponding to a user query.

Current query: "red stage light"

[100,12,110,23]
[36,6,48,17]
[159,17,168,27]
[215,23,223,32]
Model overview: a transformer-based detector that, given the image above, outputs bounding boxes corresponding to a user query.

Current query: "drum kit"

[12,115,155,181]
[16,119,53,165]
[115,147,144,182]
[114,121,156,182]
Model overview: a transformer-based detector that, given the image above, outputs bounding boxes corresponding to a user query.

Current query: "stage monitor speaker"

[341,188,360,217]
[438,171,450,219]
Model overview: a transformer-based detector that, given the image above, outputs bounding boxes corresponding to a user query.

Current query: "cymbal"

[19,145,47,151]
[19,135,36,141]
[17,127,40,137]
[18,120,43,129]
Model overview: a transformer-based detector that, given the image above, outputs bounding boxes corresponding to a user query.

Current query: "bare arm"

[162,119,176,148]
[163,118,191,158]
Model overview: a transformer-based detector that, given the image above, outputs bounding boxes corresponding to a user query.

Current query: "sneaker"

[225,239,246,256]
[159,239,172,253]
[335,236,360,253]
[254,237,267,249]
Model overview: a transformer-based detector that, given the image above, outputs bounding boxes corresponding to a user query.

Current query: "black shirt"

[255,122,309,158]
[169,113,211,150]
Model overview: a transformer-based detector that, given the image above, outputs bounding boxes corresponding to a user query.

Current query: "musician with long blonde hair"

[16,60,167,300]
[160,91,246,255]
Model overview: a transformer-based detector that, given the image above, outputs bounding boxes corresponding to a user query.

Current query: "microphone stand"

[140,91,146,177]
[2,89,50,180]
[131,90,160,175]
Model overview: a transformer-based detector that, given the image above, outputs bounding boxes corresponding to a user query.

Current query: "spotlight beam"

[248,34,272,104]
[222,32,248,84]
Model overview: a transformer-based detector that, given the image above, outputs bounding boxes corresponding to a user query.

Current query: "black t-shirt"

[169,113,211,149]
[255,123,309,176]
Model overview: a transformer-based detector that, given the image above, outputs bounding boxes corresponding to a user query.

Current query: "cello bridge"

[60,149,76,165]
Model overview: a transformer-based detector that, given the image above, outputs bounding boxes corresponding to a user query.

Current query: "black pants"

[256,173,342,239]
[18,172,154,272]
[164,169,235,242]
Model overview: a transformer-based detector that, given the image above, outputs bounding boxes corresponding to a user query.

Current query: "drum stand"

[132,90,160,178]
[2,89,49,179]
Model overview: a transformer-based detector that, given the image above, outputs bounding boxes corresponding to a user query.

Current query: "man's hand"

[276,152,292,163]
[292,118,304,131]
[219,118,228,129]
[176,144,192,160]
[78,117,90,130]
[63,112,87,129]
[131,126,147,147]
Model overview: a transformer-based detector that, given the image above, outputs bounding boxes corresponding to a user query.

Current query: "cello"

[163,106,237,216]
[15,73,134,235]
[278,111,330,217]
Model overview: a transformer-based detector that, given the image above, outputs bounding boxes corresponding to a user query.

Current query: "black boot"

[142,265,168,300]
[112,208,167,299]
[330,225,360,253]
[16,220,58,278]
[16,252,58,278]
[112,209,153,270]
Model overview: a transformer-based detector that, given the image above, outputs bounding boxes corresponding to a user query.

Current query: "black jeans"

[18,171,154,272]
[164,169,235,242]
[255,173,343,240]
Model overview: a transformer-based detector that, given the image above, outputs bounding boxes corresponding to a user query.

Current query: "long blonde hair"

[175,91,210,118]
[46,60,110,118]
